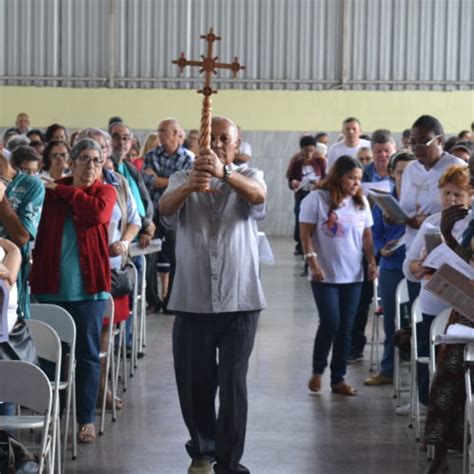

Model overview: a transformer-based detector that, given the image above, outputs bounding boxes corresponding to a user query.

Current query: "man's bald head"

[210,116,240,164]
[158,118,182,154]
[212,117,239,143]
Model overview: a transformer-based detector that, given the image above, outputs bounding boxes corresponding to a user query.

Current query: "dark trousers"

[173,311,259,473]
[350,260,374,355]
[311,282,362,384]
[160,226,176,311]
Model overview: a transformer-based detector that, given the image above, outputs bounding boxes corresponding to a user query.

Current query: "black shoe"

[347,352,364,364]
[126,349,145,359]
[162,307,174,315]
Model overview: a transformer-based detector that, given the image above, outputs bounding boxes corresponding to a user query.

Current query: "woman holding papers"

[288,135,326,257]
[365,151,415,387]
[403,165,471,415]
[399,115,465,306]
[423,156,474,474]
[299,156,376,396]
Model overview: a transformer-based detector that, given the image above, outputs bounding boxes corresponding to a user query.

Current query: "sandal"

[331,382,358,396]
[308,373,322,393]
[97,393,124,411]
[77,423,96,444]
[106,396,123,410]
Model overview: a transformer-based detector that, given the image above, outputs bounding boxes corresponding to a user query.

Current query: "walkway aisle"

[66,237,454,474]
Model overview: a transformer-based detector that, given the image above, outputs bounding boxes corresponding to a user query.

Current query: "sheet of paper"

[361,181,392,196]
[423,243,474,278]
[368,191,409,223]
[0,280,10,343]
[380,234,406,254]
[425,263,474,320]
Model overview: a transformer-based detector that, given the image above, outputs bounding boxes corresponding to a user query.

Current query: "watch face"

[224,164,233,176]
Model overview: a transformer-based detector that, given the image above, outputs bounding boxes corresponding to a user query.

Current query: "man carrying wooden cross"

[159,116,267,474]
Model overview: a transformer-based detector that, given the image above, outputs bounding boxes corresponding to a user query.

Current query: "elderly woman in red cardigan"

[31,138,116,444]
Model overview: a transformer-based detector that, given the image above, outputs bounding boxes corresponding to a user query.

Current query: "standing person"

[402,165,472,413]
[399,114,465,305]
[287,135,326,266]
[31,139,116,443]
[142,118,194,313]
[14,113,31,135]
[300,156,377,396]
[364,151,415,386]
[234,126,252,166]
[0,150,44,320]
[423,155,474,474]
[349,129,396,361]
[327,117,371,170]
[40,140,70,182]
[159,116,266,474]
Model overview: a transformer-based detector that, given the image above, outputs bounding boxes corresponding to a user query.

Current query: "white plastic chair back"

[0,360,53,472]
[395,279,409,330]
[429,308,451,376]
[0,360,51,413]
[31,303,78,467]
[27,319,62,473]
[31,303,76,348]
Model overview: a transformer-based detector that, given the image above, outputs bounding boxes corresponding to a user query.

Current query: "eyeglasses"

[50,153,68,160]
[409,135,440,150]
[112,134,132,142]
[75,155,105,167]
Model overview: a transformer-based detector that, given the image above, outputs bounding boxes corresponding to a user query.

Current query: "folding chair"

[369,277,383,372]
[429,309,451,378]
[31,303,78,467]
[99,296,118,435]
[408,297,430,441]
[27,319,62,473]
[0,360,53,474]
[464,342,474,474]
[393,278,410,400]
[426,308,451,460]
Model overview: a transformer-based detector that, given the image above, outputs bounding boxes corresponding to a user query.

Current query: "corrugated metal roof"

[0,0,472,90]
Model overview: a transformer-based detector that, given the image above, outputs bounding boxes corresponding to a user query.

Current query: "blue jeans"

[311,282,362,384]
[378,269,405,378]
[42,299,106,424]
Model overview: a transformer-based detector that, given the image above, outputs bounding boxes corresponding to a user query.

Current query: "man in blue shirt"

[350,130,396,362]
[142,118,194,313]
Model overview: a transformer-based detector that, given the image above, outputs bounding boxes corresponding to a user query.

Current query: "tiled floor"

[65,237,462,474]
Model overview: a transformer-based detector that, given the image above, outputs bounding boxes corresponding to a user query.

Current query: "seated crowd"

[0,111,472,474]
[287,115,473,474]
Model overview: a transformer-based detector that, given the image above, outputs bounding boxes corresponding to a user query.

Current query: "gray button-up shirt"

[161,166,267,314]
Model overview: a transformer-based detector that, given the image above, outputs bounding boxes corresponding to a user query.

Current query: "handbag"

[0,430,40,473]
[110,266,133,298]
[0,318,38,365]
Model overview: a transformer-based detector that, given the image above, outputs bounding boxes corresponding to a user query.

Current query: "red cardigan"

[30,177,116,295]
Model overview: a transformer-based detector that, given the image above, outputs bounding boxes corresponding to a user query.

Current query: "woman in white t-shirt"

[300,156,377,396]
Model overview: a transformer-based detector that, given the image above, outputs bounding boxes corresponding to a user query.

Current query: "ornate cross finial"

[172,28,246,153]
[173,27,245,97]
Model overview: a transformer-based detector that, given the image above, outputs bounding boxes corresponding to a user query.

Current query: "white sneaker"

[395,402,428,417]
[395,403,411,416]
[188,459,214,474]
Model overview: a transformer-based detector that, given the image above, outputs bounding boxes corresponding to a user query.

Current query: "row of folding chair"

[0,360,53,473]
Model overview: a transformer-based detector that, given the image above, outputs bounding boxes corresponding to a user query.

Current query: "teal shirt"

[117,162,146,217]
[0,173,45,319]
[35,214,109,302]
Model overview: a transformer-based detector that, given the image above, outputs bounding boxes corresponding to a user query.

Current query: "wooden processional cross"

[173,28,245,152]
